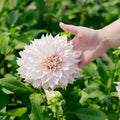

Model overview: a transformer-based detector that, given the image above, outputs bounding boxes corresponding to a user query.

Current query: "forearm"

[97,19,120,49]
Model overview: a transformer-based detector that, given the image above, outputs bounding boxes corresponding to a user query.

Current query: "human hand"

[59,23,109,68]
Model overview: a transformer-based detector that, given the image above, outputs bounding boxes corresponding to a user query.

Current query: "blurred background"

[0,0,120,36]
[0,0,120,74]
[0,0,120,120]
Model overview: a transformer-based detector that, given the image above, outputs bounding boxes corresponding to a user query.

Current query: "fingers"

[59,22,79,34]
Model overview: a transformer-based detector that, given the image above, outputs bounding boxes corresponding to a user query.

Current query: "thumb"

[59,22,79,34]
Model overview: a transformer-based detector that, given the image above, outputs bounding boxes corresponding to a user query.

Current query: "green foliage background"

[0,0,120,120]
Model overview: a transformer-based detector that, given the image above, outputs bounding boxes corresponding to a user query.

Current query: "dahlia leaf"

[0,88,9,110]
[74,108,107,120]
[0,78,29,94]
[8,0,18,10]
[0,32,11,55]
[7,107,27,118]
[0,0,5,12]
[82,62,100,79]
[7,11,19,25]
[35,0,44,18]
[13,32,33,50]
[97,58,109,85]
[30,93,51,120]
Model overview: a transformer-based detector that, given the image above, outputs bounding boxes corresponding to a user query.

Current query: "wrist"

[97,19,120,49]
[96,29,111,51]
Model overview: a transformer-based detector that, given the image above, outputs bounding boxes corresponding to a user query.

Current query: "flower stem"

[40,88,48,112]
[108,60,118,94]
[117,100,120,119]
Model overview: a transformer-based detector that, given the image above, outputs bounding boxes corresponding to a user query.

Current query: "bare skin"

[59,19,120,68]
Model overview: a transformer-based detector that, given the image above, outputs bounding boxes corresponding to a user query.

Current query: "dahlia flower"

[17,34,81,89]
[115,82,120,98]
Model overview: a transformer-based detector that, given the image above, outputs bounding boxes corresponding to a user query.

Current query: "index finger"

[59,22,79,34]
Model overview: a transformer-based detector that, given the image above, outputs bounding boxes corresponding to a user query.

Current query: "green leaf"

[0,32,11,55]
[89,104,100,109]
[0,78,29,94]
[0,0,5,12]
[108,112,118,120]
[20,92,31,109]
[20,113,30,120]
[0,108,6,120]
[80,91,89,105]
[35,0,44,18]
[13,32,33,49]
[74,108,107,120]
[5,54,17,68]
[113,50,120,61]
[30,93,50,120]
[96,58,109,85]
[8,0,18,9]
[0,112,5,120]
[7,107,27,117]
[25,1,36,11]
[28,29,48,37]
[88,90,106,100]
[82,62,100,79]
[110,92,118,97]
[5,54,16,61]
[0,32,10,45]
[25,83,39,93]
[0,88,9,110]
[7,11,19,25]
[65,92,81,112]
[21,11,39,26]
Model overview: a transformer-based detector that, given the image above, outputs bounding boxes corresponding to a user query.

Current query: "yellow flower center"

[43,54,62,71]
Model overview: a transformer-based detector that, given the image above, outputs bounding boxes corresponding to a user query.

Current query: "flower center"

[43,54,62,71]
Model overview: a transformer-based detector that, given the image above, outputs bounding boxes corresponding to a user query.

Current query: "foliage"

[0,0,120,120]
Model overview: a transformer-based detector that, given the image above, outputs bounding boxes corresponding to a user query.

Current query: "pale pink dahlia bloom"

[114,82,120,98]
[17,34,81,89]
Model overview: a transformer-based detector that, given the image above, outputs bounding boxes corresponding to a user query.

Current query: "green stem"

[108,60,118,94]
[0,56,6,68]
[40,88,48,112]
[117,100,120,119]
[57,106,60,120]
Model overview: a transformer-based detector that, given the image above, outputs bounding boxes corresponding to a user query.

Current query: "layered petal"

[17,34,81,89]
